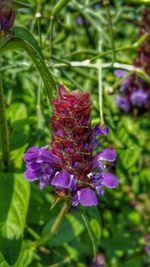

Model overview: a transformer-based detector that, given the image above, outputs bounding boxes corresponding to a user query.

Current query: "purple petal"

[114,69,128,77]
[145,245,150,253]
[24,146,39,162]
[92,138,102,150]
[39,148,62,168]
[79,188,98,206]
[40,180,49,189]
[120,80,128,93]
[72,192,80,206]
[130,89,148,107]
[96,185,104,195]
[116,96,130,113]
[51,170,76,191]
[97,148,117,162]
[24,170,38,181]
[102,172,119,188]
[94,124,109,137]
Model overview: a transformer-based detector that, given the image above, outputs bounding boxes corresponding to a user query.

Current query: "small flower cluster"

[0,0,16,34]
[24,85,119,206]
[116,8,150,114]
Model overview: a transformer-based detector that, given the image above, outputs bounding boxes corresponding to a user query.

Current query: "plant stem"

[90,32,148,62]
[0,75,10,170]
[103,0,116,63]
[97,64,104,125]
[33,201,70,248]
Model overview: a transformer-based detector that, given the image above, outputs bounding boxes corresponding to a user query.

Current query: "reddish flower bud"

[51,85,93,180]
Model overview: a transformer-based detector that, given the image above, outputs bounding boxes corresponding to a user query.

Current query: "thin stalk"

[90,32,148,62]
[49,16,54,64]
[33,201,70,248]
[97,64,104,125]
[0,75,10,170]
[104,0,116,62]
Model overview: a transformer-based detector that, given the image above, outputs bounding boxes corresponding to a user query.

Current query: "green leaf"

[11,1,29,9]
[42,211,84,247]
[0,28,56,107]
[0,172,30,265]
[14,241,36,267]
[14,27,43,58]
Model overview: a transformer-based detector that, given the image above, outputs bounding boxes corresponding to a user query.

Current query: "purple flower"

[96,148,117,162]
[94,124,109,137]
[51,170,76,191]
[76,16,83,25]
[116,95,130,113]
[130,89,148,107]
[92,138,102,150]
[145,234,150,242]
[145,245,150,253]
[101,172,119,189]
[72,188,98,206]
[24,146,62,189]
[120,80,128,93]
[23,85,119,207]
[114,69,128,77]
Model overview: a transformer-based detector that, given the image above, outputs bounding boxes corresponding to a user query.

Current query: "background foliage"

[0,0,150,266]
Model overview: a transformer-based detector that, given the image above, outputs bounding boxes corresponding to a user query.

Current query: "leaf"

[42,210,84,247]
[80,211,97,259]
[0,28,56,107]
[11,1,29,9]
[14,27,43,58]
[14,241,36,267]
[0,172,30,265]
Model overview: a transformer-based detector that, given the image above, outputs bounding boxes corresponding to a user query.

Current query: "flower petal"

[94,124,109,137]
[98,148,117,162]
[114,69,128,77]
[102,172,119,188]
[24,170,38,181]
[24,146,39,162]
[51,170,76,191]
[79,188,98,206]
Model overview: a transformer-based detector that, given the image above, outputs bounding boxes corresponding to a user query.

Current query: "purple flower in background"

[130,89,148,107]
[145,233,150,255]
[23,85,119,206]
[114,69,128,77]
[76,16,83,25]
[115,8,150,114]
[116,95,130,113]
[0,1,16,33]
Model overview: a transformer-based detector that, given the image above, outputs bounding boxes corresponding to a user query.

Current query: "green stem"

[0,75,10,170]
[90,32,148,62]
[97,64,104,125]
[104,0,116,63]
[33,201,70,248]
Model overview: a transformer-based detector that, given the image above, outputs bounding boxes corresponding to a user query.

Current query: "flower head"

[23,85,119,206]
[0,0,16,33]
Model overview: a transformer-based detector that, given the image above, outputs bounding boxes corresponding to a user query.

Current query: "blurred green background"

[0,0,150,266]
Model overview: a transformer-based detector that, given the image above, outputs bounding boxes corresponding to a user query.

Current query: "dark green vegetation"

[0,1,150,266]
